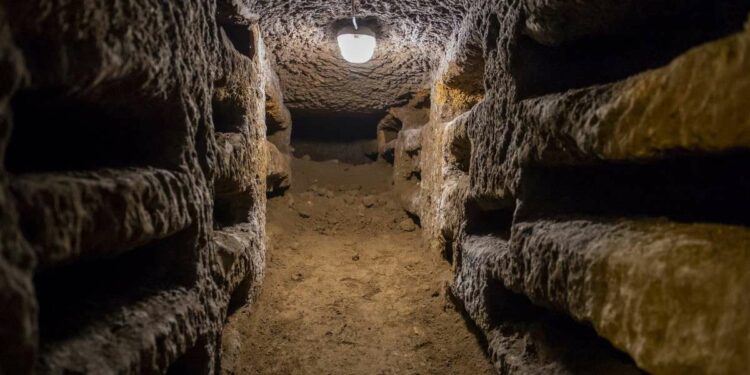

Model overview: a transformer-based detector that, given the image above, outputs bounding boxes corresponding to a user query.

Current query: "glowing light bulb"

[337,26,376,64]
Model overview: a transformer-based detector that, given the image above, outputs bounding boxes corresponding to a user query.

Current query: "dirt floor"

[221,158,494,374]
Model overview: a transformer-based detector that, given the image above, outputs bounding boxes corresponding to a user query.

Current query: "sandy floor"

[221,158,493,374]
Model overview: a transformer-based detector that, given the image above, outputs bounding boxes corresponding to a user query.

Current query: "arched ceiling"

[248,0,469,115]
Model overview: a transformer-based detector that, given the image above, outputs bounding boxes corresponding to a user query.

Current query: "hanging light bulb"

[337,0,376,64]
[337,25,376,64]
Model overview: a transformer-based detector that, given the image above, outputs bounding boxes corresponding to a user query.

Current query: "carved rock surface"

[249,0,470,114]
[407,2,750,374]
[0,6,36,374]
[0,0,748,374]
[0,0,273,372]
[265,140,292,195]
[508,219,750,374]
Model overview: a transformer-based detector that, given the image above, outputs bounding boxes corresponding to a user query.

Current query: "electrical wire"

[351,0,358,29]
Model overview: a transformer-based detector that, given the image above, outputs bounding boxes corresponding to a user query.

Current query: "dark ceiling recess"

[291,110,385,164]
[221,23,254,59]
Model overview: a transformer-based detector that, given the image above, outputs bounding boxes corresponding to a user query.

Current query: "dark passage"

[291,111,383,164]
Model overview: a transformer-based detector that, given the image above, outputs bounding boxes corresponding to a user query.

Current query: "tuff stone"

[407,1,750,374]
[252,0,470,114]
[265,140,292,195]
[1,0,749,373]
[0,0,274,372]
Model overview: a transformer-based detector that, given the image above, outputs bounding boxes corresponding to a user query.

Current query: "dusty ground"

[221,158,493,374]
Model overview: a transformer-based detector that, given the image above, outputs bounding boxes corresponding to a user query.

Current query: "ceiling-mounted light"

[337,26,376,64]
[337,0,376,64]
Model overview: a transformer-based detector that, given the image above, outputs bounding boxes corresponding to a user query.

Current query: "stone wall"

[393,1,750,374]
[0,0,283,372]
[264,52,293,195]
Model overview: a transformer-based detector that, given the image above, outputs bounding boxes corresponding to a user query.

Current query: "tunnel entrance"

[290,111,383,164]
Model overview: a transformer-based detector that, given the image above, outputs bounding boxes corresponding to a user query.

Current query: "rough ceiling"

[249,0,469,115]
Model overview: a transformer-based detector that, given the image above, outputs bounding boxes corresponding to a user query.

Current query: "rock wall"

[395,1,750,374]
[381,91,431,216]
[0,0,284,372]
[264,55,293,195]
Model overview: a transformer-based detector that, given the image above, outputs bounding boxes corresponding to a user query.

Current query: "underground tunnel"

[0,0,749,374]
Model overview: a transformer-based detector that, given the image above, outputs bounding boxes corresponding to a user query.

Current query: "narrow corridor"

[221,159,493,374]
[2,1,749,373]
